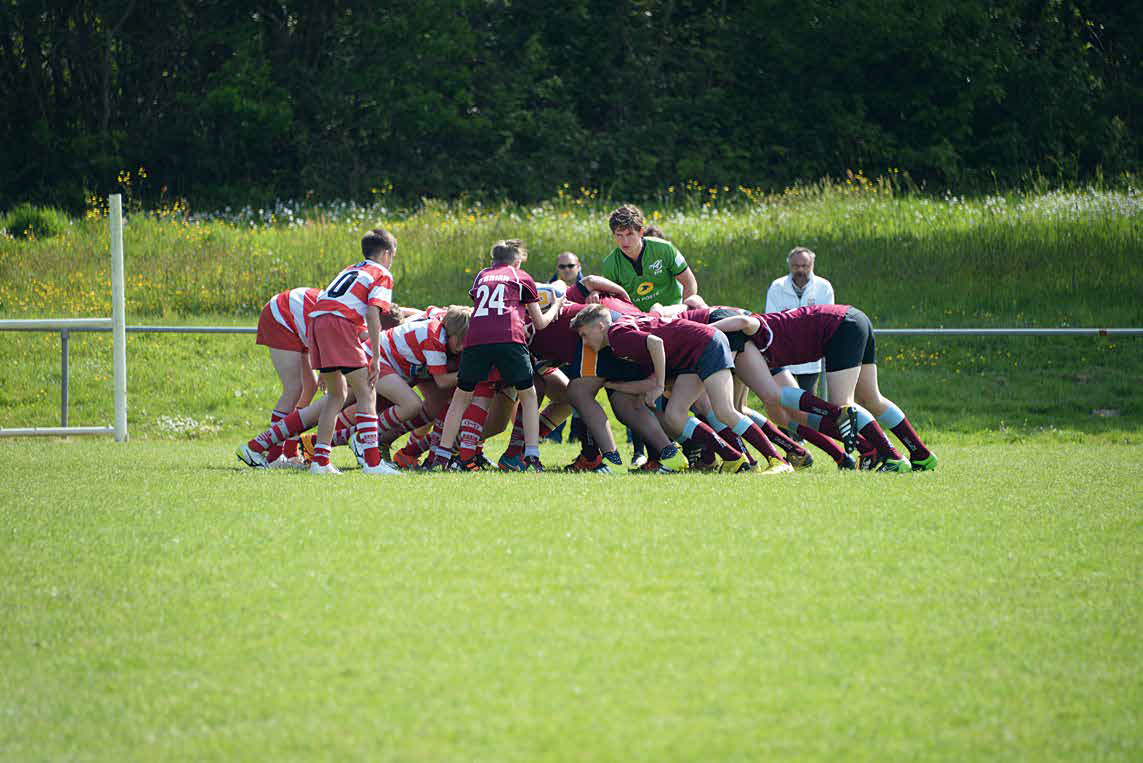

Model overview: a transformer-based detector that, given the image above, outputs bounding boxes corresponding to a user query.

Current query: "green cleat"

[660,448,690,473]
[875,457,912,473]
[911,452,939,471]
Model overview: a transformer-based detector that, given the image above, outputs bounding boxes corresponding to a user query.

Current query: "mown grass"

[1,440,1139,761]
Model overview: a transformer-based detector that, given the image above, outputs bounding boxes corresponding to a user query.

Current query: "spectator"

[550,251,585,288]
[765,246,835,394]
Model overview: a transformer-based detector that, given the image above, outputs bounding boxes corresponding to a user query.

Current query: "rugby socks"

[504,406,563,459]
[732,417,784,462]
[266,409,290,461]
[378,406,432,437]
[457,403,488,462]
[580,428,601,461]
[795,424,848,465]
[603,450,622,466]
[706,413,755,465]
[249,410,304,453]
[376,403,405,433]
[780,386,841,419]
[524,445,541,460]
[312,442,332,467]
[744,409,808,459]
[682,417,742,460]
[354,412,382,467]
[848,405,902,459]
[877,403,931,461]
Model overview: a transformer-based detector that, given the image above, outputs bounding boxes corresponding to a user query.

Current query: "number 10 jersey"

[463,264,539,348]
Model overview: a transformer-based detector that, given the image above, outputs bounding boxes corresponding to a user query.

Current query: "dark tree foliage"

[0,0,1138,211]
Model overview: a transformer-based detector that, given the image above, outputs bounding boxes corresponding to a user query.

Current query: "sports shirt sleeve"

[566,281,591,304]
[668,243,689,276]
[423,326,449,376]
[367,268,393,309]
[518,271,539,304]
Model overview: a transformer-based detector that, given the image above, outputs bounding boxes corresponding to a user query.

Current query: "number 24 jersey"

[463,265,539,348]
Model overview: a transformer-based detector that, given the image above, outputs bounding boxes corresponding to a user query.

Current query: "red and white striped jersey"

[310,260,394,328]
[405,305,447,323]
[265,287,319,345]
[379,318,450,380]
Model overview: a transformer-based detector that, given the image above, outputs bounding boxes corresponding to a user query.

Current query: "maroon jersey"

[566,282,644,316]
[607,316,718,375]
[530,303,588,367]
[464,265,539,347]
[753,304,850,367]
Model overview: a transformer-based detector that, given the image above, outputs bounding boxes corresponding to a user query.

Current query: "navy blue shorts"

[692,333,735,380]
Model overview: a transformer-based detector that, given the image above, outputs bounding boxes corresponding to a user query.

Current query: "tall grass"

[1,184,1140,325]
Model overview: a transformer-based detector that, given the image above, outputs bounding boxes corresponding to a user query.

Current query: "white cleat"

[236,444,269,469]
[362,460,403,476]
[309,462,342,475]
[349,433,367,468]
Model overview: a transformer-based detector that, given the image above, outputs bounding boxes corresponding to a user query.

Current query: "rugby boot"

[236,444,269,469]
[719,454,752,473]
[447,456,482,473]
[308,461,342,475]
[835,405,860,453]
[837,453,858,471]
[874,456,912,473]
[521,456,545,472]
[498,453,526,472]
[787,450,814,470]
[393,449,420,470]
[758,457,795,475]
[564,453,603,472]
[659,447,690,473]
[911,452,939,471]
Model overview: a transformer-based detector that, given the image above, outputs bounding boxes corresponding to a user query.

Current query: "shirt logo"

[648,259,665,275]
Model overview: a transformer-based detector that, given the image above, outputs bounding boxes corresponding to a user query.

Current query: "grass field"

[2,439,1139,761]
[2,187,1141,759]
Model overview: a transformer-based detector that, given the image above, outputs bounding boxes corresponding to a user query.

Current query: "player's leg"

[855,363,936,470]
[566,376,621,468]
[374,372,425,433]
[265,348,306,462]
[664,373,746,470]
[432,344,493,467]
[344,365,395,473]
[702,367,791,473]
[311,369,348,472]
[609,390,687,472]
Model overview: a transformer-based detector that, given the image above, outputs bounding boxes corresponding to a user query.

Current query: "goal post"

[0,194,128,440]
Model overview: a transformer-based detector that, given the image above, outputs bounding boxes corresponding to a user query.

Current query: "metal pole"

[110,194,128,442]
[61,328,69,428]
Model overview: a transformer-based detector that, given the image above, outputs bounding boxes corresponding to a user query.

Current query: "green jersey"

[600,236,689,311]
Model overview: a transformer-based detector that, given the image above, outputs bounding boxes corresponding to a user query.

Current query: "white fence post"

[110,194,128,442]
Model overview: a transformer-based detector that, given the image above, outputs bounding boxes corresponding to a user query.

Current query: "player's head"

[570,303,612,350]
[443,305,472,353]
[491,238,527,267]
[787,246,816,288]
[609,204,645,258]
[362,228,397,266]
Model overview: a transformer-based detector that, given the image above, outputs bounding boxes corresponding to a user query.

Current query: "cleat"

[308,461,341,475]
[590,463,614,474]
[472,452,494,471]
[349,433,367,467]
[787,450,814,470]
[522,456,544,472]
[874,457,911,473]
[719,454,751,473]
[564,453,603,472]
[858,448,879,471]
[835,406,859,453]
[419,452,452,472]
[659,448,690,473]
[631,453,648,468]
[393,449,420,470]
[377,443,392,464]
[498,453,525,472]
[447,456,482,472]
[837,453,858,471]
[299,433,316,463]
[236,444,270,469]
[911,452,938,471]
[630,458,662,473]
[362,460,402,475]
[688,455,719,472]
[759,457,795,475]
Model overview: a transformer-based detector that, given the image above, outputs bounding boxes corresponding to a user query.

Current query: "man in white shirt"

[765,246,835,393]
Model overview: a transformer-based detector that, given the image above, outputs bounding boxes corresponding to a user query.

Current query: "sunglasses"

[557,264,578,269]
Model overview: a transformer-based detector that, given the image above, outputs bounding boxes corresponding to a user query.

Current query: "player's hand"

[644,385,664,409]
[586,291,600,304]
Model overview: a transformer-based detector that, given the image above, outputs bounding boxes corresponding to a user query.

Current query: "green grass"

[2,440,1140,761]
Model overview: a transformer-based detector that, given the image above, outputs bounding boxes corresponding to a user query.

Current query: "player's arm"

[432,371,458,388]
[676,267,699,301]
[526,296,563,332]
[579,275,631,302]
[710,314,760,335]
[650,303,688,318]
[365,305,383,379]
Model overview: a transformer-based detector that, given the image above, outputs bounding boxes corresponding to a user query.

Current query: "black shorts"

[692,333,735,380]
[822,307,876,372]
[707,308,749,352]
[458,342,534,392]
